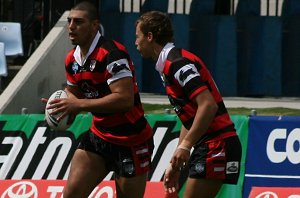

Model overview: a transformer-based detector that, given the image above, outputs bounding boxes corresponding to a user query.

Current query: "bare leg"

[115,173,148,198]
[63,149,108,198]
[183,178,222,198]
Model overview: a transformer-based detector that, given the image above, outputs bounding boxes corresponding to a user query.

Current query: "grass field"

[143,103,300,116]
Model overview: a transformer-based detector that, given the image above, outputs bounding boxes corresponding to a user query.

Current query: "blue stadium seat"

[0,42,7,91]
[0,42,7,77]
[0,22,24,56]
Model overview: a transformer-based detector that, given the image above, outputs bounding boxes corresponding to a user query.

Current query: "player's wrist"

[177,145,191,152]
[177,140,192,152]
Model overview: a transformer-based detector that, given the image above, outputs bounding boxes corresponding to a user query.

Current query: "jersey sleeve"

[106,50,133,85]
[172,60,208,100]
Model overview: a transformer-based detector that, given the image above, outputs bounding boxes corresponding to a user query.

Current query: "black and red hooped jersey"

[162,47,236,139]
[65,36,152,146]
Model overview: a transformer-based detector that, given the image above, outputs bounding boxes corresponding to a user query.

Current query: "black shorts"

[78,131,154,178]
[188,135,242,184]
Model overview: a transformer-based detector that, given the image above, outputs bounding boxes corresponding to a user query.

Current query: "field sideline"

[141,93,300,116]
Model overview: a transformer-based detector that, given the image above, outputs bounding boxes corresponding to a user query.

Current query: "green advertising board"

[0,114,248,197]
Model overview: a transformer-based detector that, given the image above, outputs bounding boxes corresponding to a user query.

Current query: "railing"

[118,0,284,16]
[119,0,192,14]
[261,0,283,16]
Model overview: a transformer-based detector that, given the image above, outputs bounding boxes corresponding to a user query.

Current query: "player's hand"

[163,165,180,194]
[170,146,190,171]
[46,97,80,121]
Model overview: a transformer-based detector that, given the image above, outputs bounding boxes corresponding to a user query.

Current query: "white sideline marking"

[245,174,300,179]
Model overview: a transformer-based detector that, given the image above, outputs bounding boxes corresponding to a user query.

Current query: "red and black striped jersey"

[161,47,236,138]
[65,35,152,146]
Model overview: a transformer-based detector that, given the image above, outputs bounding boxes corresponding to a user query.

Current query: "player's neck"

[152,44,164,61]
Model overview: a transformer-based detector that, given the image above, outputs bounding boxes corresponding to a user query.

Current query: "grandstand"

[0,0,300,113]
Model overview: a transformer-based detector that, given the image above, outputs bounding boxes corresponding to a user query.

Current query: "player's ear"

[147,32,154,42]
[92,20,100,31]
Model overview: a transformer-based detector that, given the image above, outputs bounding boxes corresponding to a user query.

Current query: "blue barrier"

[236,16,282,96]
[99,10,300,96]
[282,16,300,96]
[189,15,237,96]
[235,0,260,16]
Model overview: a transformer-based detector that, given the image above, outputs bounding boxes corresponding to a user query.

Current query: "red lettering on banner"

[0,180,166,198]
[249,187,300,198]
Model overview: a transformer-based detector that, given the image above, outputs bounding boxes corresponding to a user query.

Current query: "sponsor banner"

[243,116,300,197]
[0,114,248,197]
[0,180,165,198]
[249,186,300,198]
[0,114,180,181]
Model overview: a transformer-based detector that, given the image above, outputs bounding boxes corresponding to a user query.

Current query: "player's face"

[135,22,153,59]
[67,10,97,47]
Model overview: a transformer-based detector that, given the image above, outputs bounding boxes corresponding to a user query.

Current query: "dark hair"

[136,11,174,46]
[72,1,99,21]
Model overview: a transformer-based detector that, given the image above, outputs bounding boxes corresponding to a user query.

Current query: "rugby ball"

[45,90,74,131]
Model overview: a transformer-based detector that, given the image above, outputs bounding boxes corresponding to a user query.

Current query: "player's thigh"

[115,173,148,198]
[63,149,108,198]
[184,178,223,198]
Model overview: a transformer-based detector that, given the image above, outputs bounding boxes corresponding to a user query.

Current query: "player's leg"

[185,135,228,198]
[63,149,108,198]
[183,178,222,198]
[63,131,110,198]
[115,173,148,198]
[113,138,154,198]
[184,134,241,198]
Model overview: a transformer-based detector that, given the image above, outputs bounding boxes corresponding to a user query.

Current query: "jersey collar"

[73,31,101,66]
[155,42,175,73]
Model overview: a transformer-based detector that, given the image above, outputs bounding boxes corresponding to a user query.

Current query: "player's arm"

[49,77,134,121]
[50,49,134,119]
[77,76,134,113]
[178,125,188,145]
[180,89,217,149]
[170,89,218,170]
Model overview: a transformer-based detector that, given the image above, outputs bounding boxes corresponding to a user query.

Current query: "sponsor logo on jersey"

[90,60,96,71]
[112,63,129,74]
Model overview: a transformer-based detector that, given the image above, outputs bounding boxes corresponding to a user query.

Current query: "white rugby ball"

[45,90,74,131]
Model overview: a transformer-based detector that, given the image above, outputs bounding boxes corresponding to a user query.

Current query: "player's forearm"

[178,126,188,145]
[179,101,218,150]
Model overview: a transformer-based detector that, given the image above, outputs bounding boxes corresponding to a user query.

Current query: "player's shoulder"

[100,37,126,52]
[97,37,130,63]
[167,47,183,61]
[167,48,189,65]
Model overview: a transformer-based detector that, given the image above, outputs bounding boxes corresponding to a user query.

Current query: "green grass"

[228,107,300,116]
[143,103,300,116]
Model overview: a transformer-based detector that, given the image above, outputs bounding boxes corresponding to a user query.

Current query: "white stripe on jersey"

[174,63,200,87]
[107,58,132,85]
